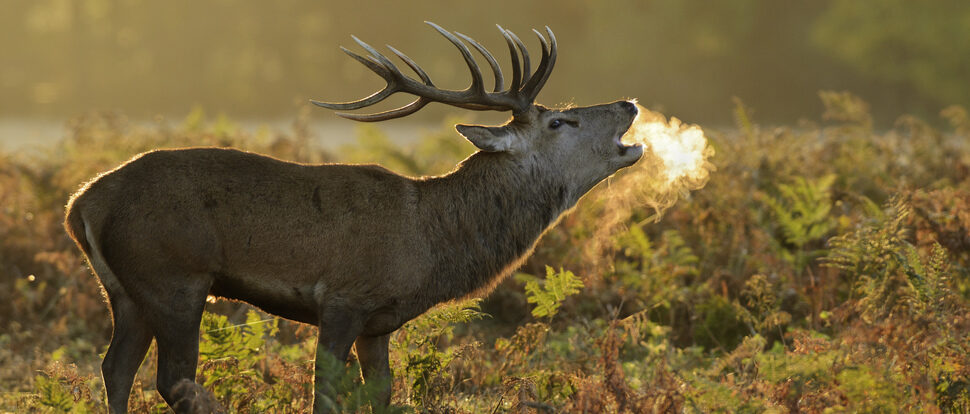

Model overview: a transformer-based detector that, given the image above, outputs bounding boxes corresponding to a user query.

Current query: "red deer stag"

[64,22,643,413]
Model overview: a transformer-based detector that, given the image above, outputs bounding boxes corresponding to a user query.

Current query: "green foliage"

[197,310,278,405]
[823,196,970,412]
[765,174,837,248]
[32,362,97,413]
[762,174,837,271]
[819,90,873,130]
[824,196,920,321]
[733,274,792,338]
[835,366,907,413]
[200,309,278,362]
[392,299,487,408]
[611,227,700,320]
[518,266,584,320]
[732,96,757,141]
[196,309,321,411]
[35,374,76,412]
[313,352,404,414]
[941,105,970,136]
[692,295,748,351]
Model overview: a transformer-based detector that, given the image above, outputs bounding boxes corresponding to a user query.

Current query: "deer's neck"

[416,152,573,302]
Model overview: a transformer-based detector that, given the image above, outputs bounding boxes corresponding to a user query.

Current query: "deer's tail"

[64,190,127,297]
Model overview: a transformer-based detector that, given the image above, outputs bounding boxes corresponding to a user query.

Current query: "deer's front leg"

[313,311,362,414]
[354,334,392,406]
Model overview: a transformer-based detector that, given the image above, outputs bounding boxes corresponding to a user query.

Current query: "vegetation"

[2,93,970,412]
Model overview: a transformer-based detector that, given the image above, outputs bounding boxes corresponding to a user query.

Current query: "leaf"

[35,374,74,411]
[762,174,838,271]
[525,266,584,319]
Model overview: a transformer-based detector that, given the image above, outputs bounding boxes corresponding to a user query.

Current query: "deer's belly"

[208,272,320,325]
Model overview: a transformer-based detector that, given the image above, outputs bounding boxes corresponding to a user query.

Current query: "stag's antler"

[311,22,557,122]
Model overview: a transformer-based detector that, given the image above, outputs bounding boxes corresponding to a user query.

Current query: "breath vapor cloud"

[595,103,715,245]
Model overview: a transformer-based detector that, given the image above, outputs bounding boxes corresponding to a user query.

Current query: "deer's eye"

[549,119,564,129]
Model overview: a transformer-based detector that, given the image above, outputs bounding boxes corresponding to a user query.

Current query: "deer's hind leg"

[101,287,154,414]
[354,334,392,406]
[85,226,154,414]
[105,249,214,413]
[131,271,212,414]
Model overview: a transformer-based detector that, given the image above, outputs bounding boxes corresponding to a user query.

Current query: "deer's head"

[312,22,643,193]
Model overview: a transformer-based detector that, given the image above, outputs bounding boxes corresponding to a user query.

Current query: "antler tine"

[536,27,558,99]
[454,31,504,93]
[505,29,531,87]
[425,22,486,94]
[521,29,549,97]
[312,37,424,112]
[310,46,395,110]
[386,45,435,86]
[351,36,406,80]
[336,97,431,122]
[522,27,557,102]
[496,25,522,94]
[334,42,439,122]
[340,46,390,78]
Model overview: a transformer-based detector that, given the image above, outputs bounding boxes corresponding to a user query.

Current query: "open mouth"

[616,136,643,157]
[616,116,643,158]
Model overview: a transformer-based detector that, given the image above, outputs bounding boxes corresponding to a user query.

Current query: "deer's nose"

[620,101,637,116]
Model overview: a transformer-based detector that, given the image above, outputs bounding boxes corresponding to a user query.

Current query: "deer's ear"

[456,124,515,152]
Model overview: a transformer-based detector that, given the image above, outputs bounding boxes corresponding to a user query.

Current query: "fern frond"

[525,266,584,319]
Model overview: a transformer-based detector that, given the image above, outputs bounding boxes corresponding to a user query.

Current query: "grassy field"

[1,93,969,412]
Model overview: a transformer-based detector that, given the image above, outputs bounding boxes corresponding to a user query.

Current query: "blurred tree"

[813,0,970,108]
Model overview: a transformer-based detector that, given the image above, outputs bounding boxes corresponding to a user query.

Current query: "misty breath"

[615,104,716,220]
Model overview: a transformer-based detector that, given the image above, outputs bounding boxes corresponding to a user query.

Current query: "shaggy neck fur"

[415,150,573,304]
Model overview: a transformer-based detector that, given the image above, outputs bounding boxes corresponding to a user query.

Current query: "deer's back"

[73,148,428,324]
